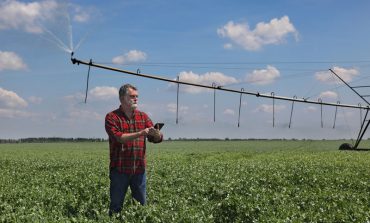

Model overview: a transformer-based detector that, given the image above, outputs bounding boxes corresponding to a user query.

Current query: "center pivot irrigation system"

[71,54,370,151]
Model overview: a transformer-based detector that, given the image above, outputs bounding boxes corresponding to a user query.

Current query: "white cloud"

[254,104,286,113]
[0,87,27,108]
[337,110,356,119]
[315,66,359,84]
[305,106,317,113]
[0,51,27,71]
[0,108,33,118]
[112,50,147,64]
[28,96,42,104]
[318,91,338,99]
[63,87,118,103]
[89,86,118,100]
[223,109,235,115]
[223,43,233,49]
[246,65,280,85]
[72,6,91,23]
[68,109,102,120]
[73,12,89,23]
[0,0,59,33]
[171,71,239,94]
[217,16,298,51]
[63,92,85,102]
[0,0,93,36]
[167,103,189,114]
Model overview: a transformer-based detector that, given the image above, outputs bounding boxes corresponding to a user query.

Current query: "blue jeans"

[109,168,146,215]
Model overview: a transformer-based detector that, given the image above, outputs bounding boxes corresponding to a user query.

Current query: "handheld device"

[154,123,164,130]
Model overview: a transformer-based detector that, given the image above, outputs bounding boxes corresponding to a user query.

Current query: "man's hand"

[148,127,162,142]
[140,128,150,136]
[118,128,150,143]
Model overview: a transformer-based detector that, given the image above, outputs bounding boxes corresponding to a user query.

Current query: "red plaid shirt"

[105,107,154,174]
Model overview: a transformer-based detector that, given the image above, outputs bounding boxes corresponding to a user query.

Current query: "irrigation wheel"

[339,143,353,150]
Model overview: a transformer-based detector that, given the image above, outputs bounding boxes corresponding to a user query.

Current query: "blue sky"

[1,0,370,140]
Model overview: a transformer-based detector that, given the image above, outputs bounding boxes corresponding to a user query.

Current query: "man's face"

[121,88,138,110]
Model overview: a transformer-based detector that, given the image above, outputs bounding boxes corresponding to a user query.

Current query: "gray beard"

[131,103,138,109]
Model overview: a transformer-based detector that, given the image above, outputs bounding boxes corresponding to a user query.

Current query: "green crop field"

[0,140,369,222]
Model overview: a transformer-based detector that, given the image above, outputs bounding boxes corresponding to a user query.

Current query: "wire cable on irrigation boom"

[71,55,370,150]
[71,56,369,110]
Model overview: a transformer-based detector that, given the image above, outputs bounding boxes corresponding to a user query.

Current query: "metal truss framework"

[71,56,370,150]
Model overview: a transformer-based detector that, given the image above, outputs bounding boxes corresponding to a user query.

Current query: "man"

[105,84,163,215]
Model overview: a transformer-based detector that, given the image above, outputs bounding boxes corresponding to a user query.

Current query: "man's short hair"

[119,84,137,98]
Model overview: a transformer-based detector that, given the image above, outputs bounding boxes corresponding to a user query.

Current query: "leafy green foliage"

[0,140,369,222]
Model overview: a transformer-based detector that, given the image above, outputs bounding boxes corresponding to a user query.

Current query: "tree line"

[0,137,107,144]
[0,137,346,144]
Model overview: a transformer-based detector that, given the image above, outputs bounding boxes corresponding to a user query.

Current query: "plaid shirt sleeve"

[140,111,154,129]
[105,111,123,140]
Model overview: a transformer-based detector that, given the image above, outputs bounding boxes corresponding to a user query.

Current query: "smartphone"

[154,123,164,130]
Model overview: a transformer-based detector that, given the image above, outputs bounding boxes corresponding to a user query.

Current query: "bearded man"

[105,83,163,215]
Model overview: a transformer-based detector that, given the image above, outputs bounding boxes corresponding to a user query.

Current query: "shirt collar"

[118,106,138,120]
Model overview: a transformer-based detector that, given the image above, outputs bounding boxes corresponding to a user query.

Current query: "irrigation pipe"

[71,57,369,110]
